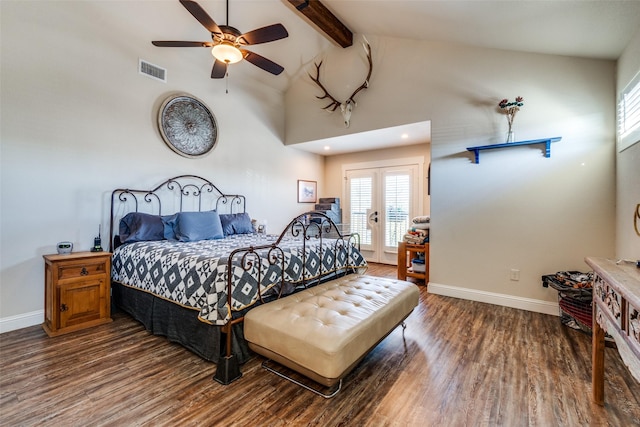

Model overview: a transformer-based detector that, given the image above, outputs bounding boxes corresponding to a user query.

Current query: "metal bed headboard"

[109,175,246,251]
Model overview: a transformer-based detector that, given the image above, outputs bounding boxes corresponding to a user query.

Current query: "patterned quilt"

[111,234,367,325]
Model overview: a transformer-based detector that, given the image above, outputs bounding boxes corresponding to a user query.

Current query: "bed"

[109,175,367,384]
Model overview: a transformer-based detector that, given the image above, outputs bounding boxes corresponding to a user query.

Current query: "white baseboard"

[0,310,44,334]
[428,282,559,316]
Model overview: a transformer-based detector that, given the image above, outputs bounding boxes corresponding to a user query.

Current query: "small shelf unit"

[466,137,561,164]
[397,241,429,283]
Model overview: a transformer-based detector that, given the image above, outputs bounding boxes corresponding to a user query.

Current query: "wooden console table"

[586,257,640,405]
[397,241,429,283]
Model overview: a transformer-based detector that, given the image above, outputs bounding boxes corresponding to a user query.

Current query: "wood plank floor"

[1,263,639,426]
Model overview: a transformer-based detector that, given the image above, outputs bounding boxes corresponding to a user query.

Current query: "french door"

[345,163,421,264]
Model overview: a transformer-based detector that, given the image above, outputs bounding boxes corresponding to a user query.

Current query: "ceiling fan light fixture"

[153,0,287,78]
[211,43,243,64]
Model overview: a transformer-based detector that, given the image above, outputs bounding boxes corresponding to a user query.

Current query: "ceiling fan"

[152,0,289,78]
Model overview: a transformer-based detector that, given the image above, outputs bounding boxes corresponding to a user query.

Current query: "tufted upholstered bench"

[243,274,419,396]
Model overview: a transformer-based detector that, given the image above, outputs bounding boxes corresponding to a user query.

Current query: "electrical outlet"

[510,269,520,281]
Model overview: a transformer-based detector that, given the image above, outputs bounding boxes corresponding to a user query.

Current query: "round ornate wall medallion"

[158,94,218,158]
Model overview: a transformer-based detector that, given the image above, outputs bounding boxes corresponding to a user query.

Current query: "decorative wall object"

[158,93,218,158]
[298,180,317,203]
[635,203,640,237]
[309,38,372,128]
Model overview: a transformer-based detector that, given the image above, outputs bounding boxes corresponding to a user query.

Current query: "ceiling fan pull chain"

[225,71,229,94]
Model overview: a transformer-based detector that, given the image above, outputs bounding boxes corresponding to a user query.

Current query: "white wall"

[0,1,324,330]
[287,35,616,313]
[616,27,640,259]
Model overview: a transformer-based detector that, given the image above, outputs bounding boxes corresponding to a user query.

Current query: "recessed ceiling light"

[324,146,331,151]
[401,133,409,139]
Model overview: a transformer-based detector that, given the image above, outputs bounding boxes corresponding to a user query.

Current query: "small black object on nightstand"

[91,225,103,252]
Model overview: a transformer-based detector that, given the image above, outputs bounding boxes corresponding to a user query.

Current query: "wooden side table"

[586,257,640,405]
[397,241,429,283]
[43,251,112,337]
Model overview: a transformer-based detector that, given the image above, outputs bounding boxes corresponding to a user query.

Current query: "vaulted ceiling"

[147,1,640,154]
[151,1,640,94]
[319,0,640,60]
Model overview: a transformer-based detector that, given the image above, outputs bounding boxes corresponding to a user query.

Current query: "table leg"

[592,315,605,405]
[397,241,407,280]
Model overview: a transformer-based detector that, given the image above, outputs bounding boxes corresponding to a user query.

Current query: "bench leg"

[400,321,411,351]
[261,359,342,398]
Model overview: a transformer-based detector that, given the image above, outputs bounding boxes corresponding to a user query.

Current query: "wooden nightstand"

[43,251,112,337]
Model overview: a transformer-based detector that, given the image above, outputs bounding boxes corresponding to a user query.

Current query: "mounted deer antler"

[309,38,372,128]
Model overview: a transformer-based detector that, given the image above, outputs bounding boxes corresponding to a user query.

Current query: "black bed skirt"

[111,282,251,364]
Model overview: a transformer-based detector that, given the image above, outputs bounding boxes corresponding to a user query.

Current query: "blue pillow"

[220,212,254,236]
[119,212,165,243]
[174,211,224,242]
[161,214,179,240]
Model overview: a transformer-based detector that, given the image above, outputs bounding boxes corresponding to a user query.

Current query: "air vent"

[139,59,167,83]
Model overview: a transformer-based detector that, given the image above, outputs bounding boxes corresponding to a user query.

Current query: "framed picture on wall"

[297,180,317,203]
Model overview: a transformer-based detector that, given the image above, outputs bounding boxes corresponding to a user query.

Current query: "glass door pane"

[384,173,410,248]
[348,174,373,247]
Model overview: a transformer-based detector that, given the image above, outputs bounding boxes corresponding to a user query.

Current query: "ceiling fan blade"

[211,60,227,79]
[152,41,214,47]
[238,24,288,45]
[179,0,222,35]
[241,50,284,75]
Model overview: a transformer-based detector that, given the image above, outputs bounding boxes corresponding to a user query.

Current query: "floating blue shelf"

[466,137,562,164]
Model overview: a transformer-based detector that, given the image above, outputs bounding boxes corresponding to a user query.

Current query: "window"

[618,71,640,152]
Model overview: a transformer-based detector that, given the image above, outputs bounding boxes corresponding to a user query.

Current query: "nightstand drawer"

[56,259,108,280]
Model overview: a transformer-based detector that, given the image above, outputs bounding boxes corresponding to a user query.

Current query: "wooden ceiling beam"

[287,0,353,48]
